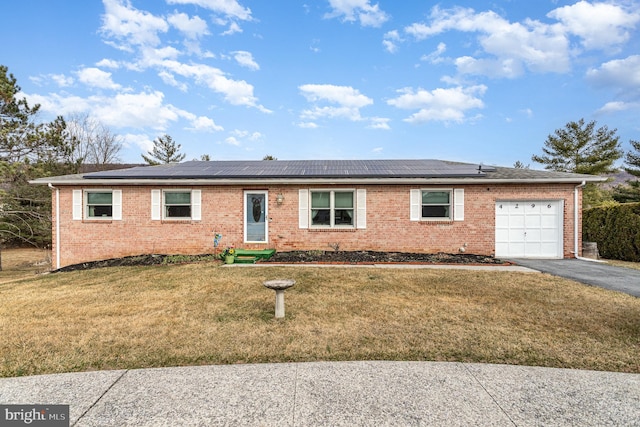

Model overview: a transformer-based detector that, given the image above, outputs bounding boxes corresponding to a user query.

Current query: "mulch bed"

[54,251,508,273]
[263,251,508,265]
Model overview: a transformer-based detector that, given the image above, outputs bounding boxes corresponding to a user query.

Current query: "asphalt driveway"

[510,259,640,297]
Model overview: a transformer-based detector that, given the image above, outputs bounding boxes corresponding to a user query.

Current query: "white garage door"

[495,200,563,258]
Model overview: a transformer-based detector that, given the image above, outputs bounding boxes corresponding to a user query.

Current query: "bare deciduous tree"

[66,112,123,170]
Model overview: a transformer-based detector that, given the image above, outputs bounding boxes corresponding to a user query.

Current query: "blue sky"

[2,0,639,167]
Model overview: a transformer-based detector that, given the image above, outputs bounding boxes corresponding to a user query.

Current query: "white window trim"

[154,189,201,221]
[411,188,459,222]
[74,189,122,221]
[309,189,357,229]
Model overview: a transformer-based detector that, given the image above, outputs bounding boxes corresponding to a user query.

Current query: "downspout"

[573,180,604,262]
[48,183,60,270]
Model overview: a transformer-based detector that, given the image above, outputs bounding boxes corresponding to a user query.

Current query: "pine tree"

[532,119,622,208]
[532,119,622,174]
[141,134,186,165]
[0,65,79,262]
[613,140,640,203]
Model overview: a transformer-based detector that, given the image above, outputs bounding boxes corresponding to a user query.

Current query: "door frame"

[244,190,268,243]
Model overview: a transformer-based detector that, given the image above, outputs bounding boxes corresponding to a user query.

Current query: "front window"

[86,191,113,218]
[311,190,354,227]
[421,190,451,220]
[164,191,191,219]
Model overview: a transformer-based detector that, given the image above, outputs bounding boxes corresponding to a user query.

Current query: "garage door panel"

[510,215,525,228]
[495,200,562,258]
[526,229,542,241]
[541,215,557,228]
[525,215,541,228]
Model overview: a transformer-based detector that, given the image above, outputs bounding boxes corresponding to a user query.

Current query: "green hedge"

[583,202,640,262]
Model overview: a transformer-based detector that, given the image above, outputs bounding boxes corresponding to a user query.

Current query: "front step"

[233,256,259,264]
[233,249,276,260]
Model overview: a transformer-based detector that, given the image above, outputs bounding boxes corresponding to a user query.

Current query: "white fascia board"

[31,176,606,186]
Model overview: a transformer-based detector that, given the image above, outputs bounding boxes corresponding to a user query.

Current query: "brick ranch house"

[32,159,603,269]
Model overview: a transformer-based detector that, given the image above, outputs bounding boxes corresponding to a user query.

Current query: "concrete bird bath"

[262,279,295,318]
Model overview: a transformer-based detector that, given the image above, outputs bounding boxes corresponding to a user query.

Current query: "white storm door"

[245,191,268,243]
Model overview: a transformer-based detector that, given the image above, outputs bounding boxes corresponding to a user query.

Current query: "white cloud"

[367,117,391,130]
[77,67,122,90]
[224,136,241,146]
[383,30,401,53]
[548,1,640,50]
[421,42,447,64]
[25,90,219,133]
[51,74,75,87]
[233,51,259,70]
[158,71,188,91]
[387,85,487,124]
[91,91,181,129]
[221,21,243,36]
[100,0,168,49]
[298,121,319,129]
[22,92,92,115]
[231,129,263,140]
[160,60,270,111]
[166,0,252,21]
[597,101,639,113]
[185,115,224,132]
[404,6,571,77]
[325,0,389,27]
[123,133,154,152]
[299,84,374,122]
[168,12,209,39]
[299,84,373,108]
[30,74,75,87]
[96,58,120,69]
[586,55,640,93]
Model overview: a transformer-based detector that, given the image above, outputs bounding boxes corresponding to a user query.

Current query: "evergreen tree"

[531,119,623,175]
[613,139,640,203]
[532,119,623,208]
[0,65,79,259]
[141,134,186,165]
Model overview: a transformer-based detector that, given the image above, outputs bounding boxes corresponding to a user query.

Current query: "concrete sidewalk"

[1,361,638,426]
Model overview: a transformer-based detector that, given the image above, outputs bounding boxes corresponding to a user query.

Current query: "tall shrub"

[583,203,640,262]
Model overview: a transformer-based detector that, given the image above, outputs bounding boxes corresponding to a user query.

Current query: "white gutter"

[31,176,607,186]
[573,180,605,262]
[48,183,60,270]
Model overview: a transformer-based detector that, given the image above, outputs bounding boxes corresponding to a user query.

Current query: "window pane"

[335,209,353,225]
[87,192,112,204]
[165,192,191,204]
[311,209,330,225]
[311,192,330,208]
[166,205,191,218]
[334,192,353,208]
[422,206,450,218]
[422,191,449,204]
[89,206,113,217]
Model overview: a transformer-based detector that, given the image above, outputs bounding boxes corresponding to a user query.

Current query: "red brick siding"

[51,183,582,268]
